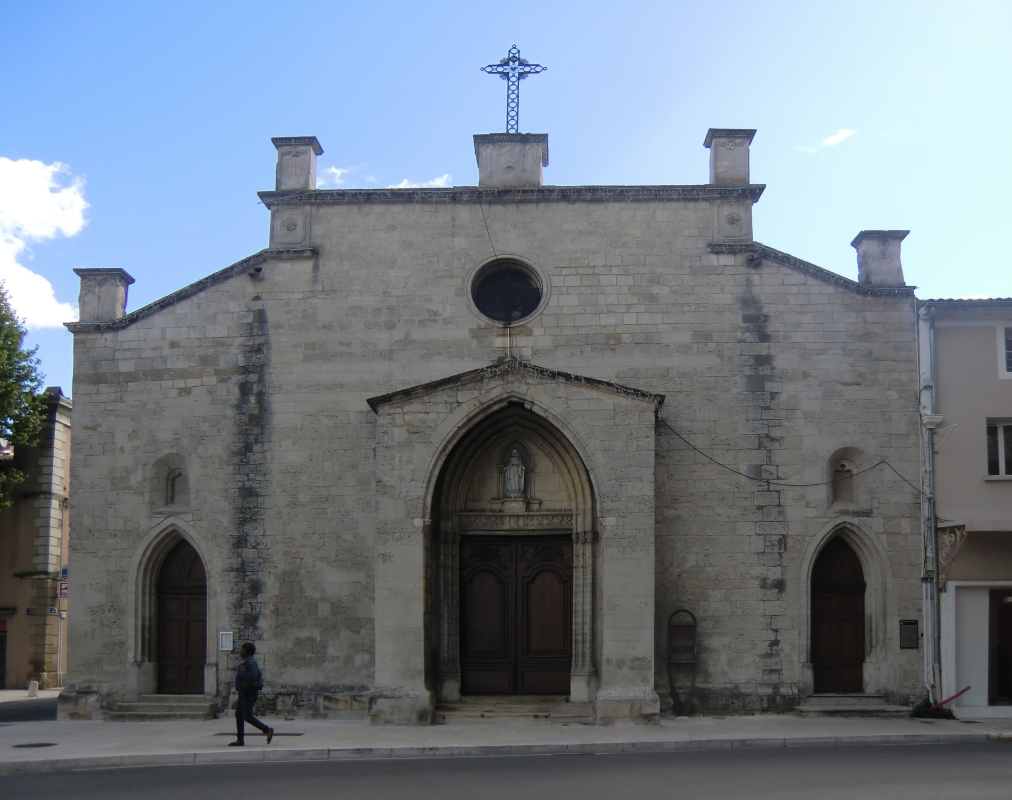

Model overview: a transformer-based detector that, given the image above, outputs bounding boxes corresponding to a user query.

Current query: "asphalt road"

[5,742,1012,800]
[0,699,57,723]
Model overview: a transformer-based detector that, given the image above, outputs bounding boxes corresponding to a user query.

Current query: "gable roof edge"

[367,358,665,412]
[709,242,916,298]
[65,248,316,333]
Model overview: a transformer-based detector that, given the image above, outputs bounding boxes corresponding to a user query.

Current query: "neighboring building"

[61,129,926,723]
[0,387,72,689]
[919,299,1012,709]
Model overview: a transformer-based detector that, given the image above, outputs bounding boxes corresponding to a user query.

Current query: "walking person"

[230,642,274,746]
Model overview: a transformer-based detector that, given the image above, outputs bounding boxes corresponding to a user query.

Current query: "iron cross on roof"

[481,45,546,133]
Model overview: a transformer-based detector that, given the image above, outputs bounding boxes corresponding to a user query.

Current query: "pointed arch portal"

[155,540,207,694]
[811,536,866,693]
[433,402,596,700]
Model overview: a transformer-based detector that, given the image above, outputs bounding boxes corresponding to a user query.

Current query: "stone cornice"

[72,267,135,285]
[271,136,323,155]
[65,248,316,333]
[919,298,1012,316]
[704,128,757,147]
[263,184,765,209]
[709,241,917,298]
[367,357,665,412]
[473,133,549,166]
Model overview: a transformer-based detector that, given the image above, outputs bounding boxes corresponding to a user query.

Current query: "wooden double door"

[157,540,207,694]
[811,537,866,693]
[460,535,573,695]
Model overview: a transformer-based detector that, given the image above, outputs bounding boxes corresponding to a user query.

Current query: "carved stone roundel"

[282,219,299,232]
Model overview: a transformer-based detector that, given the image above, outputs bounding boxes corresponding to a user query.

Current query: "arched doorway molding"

[368,361,663,723]
[413,386,614,527]
[799,518,892,694]
[428,399,598,702]
[125,517,218,698]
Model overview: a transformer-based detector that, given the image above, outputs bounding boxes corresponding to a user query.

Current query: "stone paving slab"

[0,715,1008,775]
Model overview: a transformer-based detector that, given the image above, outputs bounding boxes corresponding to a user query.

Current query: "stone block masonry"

[61,130,924,721]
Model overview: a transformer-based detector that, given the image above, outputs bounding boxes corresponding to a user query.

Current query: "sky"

[1,0,1010,395]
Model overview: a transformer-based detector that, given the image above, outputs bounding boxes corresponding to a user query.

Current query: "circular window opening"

[471,260,542,323]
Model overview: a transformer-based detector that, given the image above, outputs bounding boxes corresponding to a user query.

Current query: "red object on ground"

[930,685,970,710]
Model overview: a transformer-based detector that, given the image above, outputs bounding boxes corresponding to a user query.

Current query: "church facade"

[61,129,926,723]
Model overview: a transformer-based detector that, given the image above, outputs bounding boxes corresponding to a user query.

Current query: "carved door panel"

[460,539,515,694]
[811,537,866,693]
[518,539,572,693]
[460,536,572,695]
[157,540,207,694]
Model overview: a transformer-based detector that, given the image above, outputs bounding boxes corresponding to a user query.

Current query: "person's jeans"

[235,694,270,741]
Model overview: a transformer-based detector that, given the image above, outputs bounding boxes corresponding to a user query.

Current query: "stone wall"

[63,188,923,717]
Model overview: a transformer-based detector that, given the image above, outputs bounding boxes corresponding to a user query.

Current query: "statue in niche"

[503,449,526,498]
[832,460,856,505]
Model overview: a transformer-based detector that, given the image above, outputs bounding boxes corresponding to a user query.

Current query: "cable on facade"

[657,416,927,497]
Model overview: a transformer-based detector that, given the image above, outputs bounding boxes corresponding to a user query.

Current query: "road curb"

[0,731,1005,775]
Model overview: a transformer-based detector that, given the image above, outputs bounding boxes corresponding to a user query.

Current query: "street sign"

[26,608,36,615]
[61,563,68,579]
[58,582,69,599]
[47,607,58,615]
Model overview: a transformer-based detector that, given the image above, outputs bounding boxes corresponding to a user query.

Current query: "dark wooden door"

[989,589,1012,705]
[157,540,207,694]
[460,536,572,695]
[811,537,865,693]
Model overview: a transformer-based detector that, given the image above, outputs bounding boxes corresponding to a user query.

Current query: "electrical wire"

[478,201,497,258]
[657,416,927,497]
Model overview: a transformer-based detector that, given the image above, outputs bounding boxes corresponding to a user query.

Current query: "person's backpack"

[241,660,264,694]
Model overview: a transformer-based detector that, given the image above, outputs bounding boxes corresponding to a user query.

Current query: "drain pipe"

[918,303,943,702]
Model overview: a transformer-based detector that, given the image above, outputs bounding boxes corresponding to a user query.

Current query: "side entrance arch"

[156,540,207,694]
[811,536,866,692]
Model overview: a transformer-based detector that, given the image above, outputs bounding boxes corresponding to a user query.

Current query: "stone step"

[111,695,218,720]
[107,710,216,721]
[114,702,218,713]
[127,695,214,705]
[796,704,911,719]
[435,698,593,724]
[800,694,891,708]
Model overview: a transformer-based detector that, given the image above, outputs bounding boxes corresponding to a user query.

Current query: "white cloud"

[801,129,856,154]
[388,174,452,189]
[316,164,378,188]
[318,166,351,188]
[823,129,856,146]
[0,158,87,328]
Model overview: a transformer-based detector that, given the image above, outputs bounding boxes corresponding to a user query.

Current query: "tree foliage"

[0,282,46,507]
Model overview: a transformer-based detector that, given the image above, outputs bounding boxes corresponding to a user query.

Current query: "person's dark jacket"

[236,656,263,697]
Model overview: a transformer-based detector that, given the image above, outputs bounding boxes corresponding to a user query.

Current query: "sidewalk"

[0,689,62,703]
[1,713,1010,775]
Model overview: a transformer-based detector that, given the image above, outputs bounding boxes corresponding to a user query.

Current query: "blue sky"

[1,0,1010,394]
